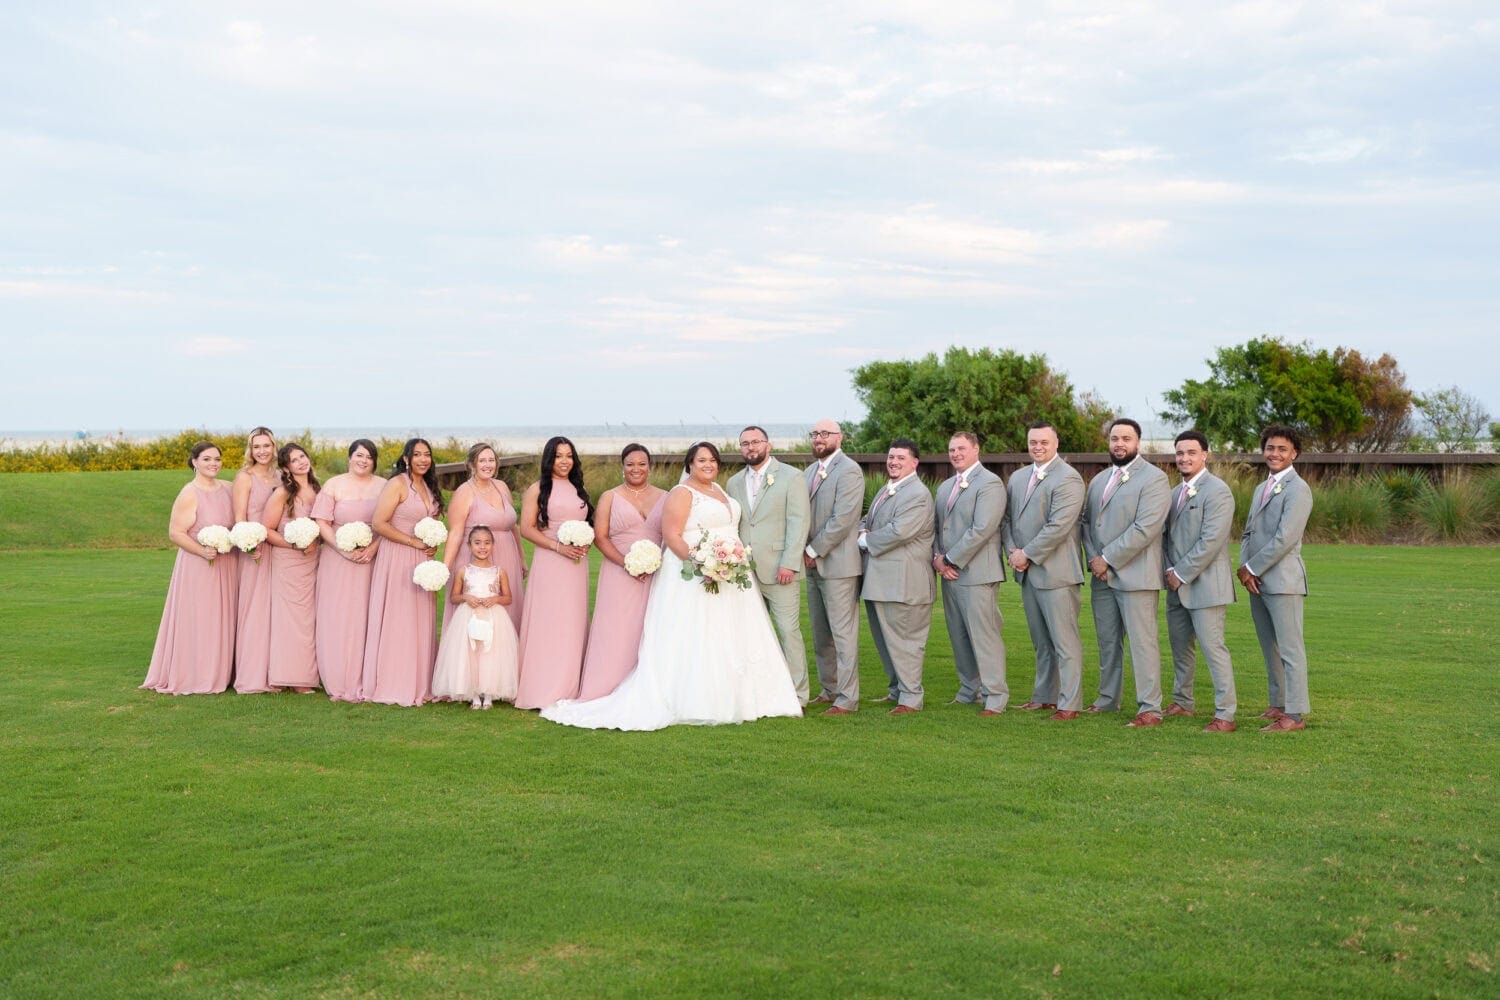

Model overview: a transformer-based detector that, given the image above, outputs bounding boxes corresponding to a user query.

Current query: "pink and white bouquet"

[335,520,374,553]
[412,560,451,593]
[283,517,320,552]
[229,521,268,562]
[623,539,663,577]
[680,530,753,594]
[557,519,595,548]
[197,525,233,564]
[413,517,448,548]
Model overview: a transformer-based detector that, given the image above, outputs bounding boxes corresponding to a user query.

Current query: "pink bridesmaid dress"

[142,483,238,695]
[234,474,277,693]
[360,476,439,706]
[444,482,526,634]
[267,493,320,689]
[514,481,591,709]
[312,491,378,702]
[576,489,666,700]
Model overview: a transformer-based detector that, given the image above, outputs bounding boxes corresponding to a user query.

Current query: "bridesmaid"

[514,436,594,709]
[443,442,526,634]
[142,441,238,695]
[577,443,667,700]
[231,426,278,693]
[361,437,444,706]
[312,439,385,701]
[262,444,322,694]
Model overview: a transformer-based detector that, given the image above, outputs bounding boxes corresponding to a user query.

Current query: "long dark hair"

[276,443,322,510]
[683,440,721,474]
[348,438,379,468]
[536,435,593,529]
[394,437,445,517]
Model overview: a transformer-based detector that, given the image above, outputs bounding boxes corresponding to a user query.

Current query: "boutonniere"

[885,483,898,497]
[1036,469,1047,482]
[1186,485,1198,499]
[766,473,775,487]
[958,477,969,490]
[817,468,828,480]
[1120,469,1131,484]
[1273,482,1283,495]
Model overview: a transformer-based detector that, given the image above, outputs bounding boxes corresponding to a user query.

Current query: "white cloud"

[536,235,632,264]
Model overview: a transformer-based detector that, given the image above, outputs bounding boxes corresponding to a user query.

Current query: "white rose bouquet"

[197,525,233,564]
[623,539,663,578]
[556,520,595,548]
[335,520,374,553]
[229,521,268,562]
[680,530,754,594]
[412,560,451,593]
[413,517,448,548]
[283,517,320,552]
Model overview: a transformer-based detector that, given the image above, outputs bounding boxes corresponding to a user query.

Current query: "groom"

[728,425,812,705]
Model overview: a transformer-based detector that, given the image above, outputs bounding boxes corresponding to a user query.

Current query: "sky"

[2,1,1496,433]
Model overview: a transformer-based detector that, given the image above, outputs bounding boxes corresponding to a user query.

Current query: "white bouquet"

[229,521,268,561]
[283,517,320,552]
[556,519,595,547]
[680,530,753,594]
[623,539,663,577]
[335,520,374,552]
[413,516,448,548]
[412,559,451,593]
[197,525,233,564]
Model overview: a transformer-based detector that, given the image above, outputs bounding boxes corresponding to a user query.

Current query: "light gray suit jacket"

[933,463,1006,586]
[804,451,865,579]
[1080,456,1170,592]
[859,477,936,605]
[1163,471,1236,610]
[727,457,810,587]
[1002,459,1085,589]
[1240,467,1312,595]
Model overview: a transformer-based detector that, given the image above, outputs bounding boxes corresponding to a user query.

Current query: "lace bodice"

[463,564,500,598]
[680,485,740,536]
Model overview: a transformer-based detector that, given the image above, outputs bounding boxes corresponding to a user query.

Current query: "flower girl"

[432,526,519,709]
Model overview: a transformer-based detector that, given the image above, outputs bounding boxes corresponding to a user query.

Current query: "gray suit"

[1003,459,1086,711]
[1163,471,1237,720]
[1081,456,1170,714]
[727,457,812,704]
[933,463,1008,711]
[860,476,936,709]
[804,451,865,709]
[1240,467,1314,715]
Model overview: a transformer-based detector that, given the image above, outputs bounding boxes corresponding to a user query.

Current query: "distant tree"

[1415,386,1492,452]
[849,347,1111,454]
[1491,421,1500,445]
[1160,337,1414,452]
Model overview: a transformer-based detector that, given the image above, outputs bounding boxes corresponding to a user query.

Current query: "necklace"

[623,483,649,495]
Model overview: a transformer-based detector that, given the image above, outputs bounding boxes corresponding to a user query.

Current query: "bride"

[541,442,803,730]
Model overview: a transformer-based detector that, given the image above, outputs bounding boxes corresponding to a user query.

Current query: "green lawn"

[1,472,1496,997]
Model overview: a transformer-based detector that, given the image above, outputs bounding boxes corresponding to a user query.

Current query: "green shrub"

[1380,468,1430,521]
[1413,474,1496,543]
[1309,477,1392,542]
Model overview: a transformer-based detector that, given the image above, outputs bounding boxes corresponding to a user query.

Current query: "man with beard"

[728,425,811,704]
[803,419,866,713]
[1082,418,1170,727]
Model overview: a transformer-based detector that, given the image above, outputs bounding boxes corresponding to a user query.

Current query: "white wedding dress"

[541,485,803,731]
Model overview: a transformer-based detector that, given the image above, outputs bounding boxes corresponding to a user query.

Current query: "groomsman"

[803,418,866,714]
[860,439,936,714]
[1081,417,1170,727]
[932,432,1009,715]
[1237,424,1315,732]
[1004,422,1086,720]
[1162,430,1238,732]
[728,425,812,705]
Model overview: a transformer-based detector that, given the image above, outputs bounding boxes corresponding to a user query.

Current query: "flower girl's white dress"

[432,564,518,702]
[542,485,802,730]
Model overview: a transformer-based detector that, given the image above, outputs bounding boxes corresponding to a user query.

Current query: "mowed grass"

[1,472,1497,997]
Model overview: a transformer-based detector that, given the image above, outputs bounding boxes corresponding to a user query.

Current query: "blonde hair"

[243,427,277,470]
[465,441,499,482]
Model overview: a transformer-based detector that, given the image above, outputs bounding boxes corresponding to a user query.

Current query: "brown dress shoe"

[823,706,853,716]
[1048,710,1079,721]
[889,705,919,715]
[1164,704,1195,717]
[1017,701,1056,711]
[978,708,1003,717]
[1202,719,1237,733]
[1126,711,1163,728]
[810,693,833,704]
[1260,716,1305,732]
[1258,707,1285,720]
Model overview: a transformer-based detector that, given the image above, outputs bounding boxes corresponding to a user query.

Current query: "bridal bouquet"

[229,521,268,562]
[197,525,233,564]
[412,560,451,592]
[284,517,320,552]
[413,517,448,548]
[681,531,753,594]
[335,520,374,552]
[623,539,663,577]
[557,520,595,548]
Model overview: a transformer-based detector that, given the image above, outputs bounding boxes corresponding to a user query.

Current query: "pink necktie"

[945,476,965,513]
[748,469,760,510]
[1100,466,1123,505]
[1175,483,1189,513]
[809,465,824,498]
[869,486,892,518]
[1024,466,1040,502]
[1260,476,1275,506]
